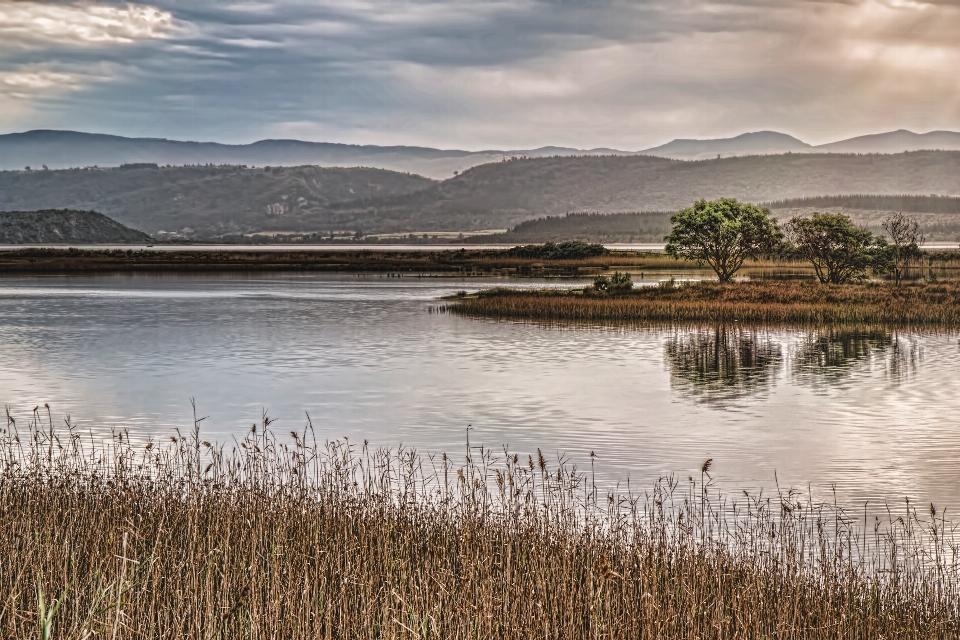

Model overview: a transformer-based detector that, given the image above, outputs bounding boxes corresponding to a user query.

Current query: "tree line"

[665,198,925,285]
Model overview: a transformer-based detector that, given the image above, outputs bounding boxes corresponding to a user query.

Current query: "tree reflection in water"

[664,326,783,405]
[791,329,920,389]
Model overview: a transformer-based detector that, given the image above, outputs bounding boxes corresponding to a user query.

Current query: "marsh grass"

[2,406,959,638]
[448,280,960,327]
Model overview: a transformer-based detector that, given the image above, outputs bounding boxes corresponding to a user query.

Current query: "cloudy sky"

[1,0,959,149]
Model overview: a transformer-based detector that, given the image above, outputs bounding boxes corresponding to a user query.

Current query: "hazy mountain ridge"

[0,130,628,180]
[0,210,152,244]
[638,131,812,160]
[4,128,960,177]
[815,130,960,155]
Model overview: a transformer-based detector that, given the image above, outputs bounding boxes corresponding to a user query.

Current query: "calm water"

[3,272,960,512]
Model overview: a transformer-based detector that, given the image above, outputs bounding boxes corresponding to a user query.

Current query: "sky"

[2,0,960,150]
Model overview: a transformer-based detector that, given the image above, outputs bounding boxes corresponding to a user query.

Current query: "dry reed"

[2,406,958,638]
[448,280,960,327]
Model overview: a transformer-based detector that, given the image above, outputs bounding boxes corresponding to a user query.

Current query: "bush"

[505,241,608,260]
[593,271,632,293]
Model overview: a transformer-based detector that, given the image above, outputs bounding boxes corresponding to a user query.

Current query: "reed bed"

[2,408,959,638]
[448,280,960,327]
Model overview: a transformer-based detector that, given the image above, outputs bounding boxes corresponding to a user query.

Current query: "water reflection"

[791,329,920,389]
[664,326,783,404]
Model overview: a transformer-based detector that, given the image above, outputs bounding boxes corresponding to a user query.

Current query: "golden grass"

[448,280,960,327]
[2,408,959,638]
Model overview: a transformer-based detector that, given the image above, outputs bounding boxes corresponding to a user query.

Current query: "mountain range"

[4,129,960,178]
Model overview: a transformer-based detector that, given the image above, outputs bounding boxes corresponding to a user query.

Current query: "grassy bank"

[2,411,958,638]
[448,280,960,326]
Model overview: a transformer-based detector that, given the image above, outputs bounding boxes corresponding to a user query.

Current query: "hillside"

[465,212,674,244]
[469,195,960,245]
[766,194,960,214]
[0,165,436,237]
[0,210,153,244]
[328,151,960,233]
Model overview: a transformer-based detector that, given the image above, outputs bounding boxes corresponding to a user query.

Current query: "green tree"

[786,213,883,284]
[664,198,781,283]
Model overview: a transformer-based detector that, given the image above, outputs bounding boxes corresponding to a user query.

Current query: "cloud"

[0,1,177,127]
[2,0,960,148]
[0,1,175,49]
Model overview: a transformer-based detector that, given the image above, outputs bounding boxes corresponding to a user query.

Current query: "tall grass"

[448,280,960,327]
[2,407,959,638]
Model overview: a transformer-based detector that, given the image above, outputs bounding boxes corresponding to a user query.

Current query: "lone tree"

[664,198,781,283]
[786,213,881,284]
[881,212,924,286]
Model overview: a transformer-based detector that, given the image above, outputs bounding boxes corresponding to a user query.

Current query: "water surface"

[2,272,959,513]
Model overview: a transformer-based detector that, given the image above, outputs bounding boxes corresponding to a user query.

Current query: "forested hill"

[465,212,673,244]
[0,210,153,244]
[3,152,960,238]
[328,151,960,232]
[0,165,436,237]
[766,194,960,213]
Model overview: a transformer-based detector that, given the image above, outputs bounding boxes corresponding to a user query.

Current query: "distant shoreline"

[0,246,674,275]
[0,242,670,252]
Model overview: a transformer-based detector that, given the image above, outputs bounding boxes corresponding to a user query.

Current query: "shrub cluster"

[504,240,608,260]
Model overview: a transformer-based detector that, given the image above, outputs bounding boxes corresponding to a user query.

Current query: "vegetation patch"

[449,280,960,327]
[503,240,608,260]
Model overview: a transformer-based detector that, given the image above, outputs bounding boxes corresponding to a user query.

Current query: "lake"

[2,272,960,513]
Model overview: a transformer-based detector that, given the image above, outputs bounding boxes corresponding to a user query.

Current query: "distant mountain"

[0,131,631,180]
[0,209,153,244]
[7,129,960,178]
[815,130,960,154]
[639,131,811,160]
[638,129,960,160]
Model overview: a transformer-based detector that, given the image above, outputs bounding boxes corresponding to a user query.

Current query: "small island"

[451,199,960,327]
